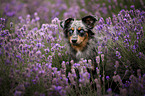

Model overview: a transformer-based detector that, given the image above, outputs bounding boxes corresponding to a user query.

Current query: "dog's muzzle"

[71,36,78,45]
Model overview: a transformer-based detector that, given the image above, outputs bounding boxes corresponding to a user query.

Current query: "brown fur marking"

[78,27,81,30]
[71,27,74,30]
[71,33,88,51]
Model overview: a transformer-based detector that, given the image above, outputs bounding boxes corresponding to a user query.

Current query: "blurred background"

[0,0,145,26]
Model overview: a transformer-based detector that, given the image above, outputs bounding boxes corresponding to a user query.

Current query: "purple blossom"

[107,88,112,94]
[96,56,100,64]
[106,76,110,80]
[116,51,121,59]
[98,46,102,54]
[14,91,23,96]
[36,43,44,49]
[124,81,131,88]
[106,17,112,25]
[99,17,105,25]
[36,50,41,57]
[15,84,25,91]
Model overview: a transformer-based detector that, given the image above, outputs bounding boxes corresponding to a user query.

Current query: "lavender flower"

[14,91,23,96]
[107,88,112,95]
[15,84,25,92]
[35,50,41,58]
[116,51,121,59]
[106,76,110,80]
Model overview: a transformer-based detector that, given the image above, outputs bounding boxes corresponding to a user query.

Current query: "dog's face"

[60,16,97,51]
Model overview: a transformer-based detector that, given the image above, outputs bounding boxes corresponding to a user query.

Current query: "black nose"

[72,39,77,43]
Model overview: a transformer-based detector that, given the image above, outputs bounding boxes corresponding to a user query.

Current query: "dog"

[60,15,98,70]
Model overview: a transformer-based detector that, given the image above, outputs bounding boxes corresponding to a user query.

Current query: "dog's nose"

[72,39,77,43]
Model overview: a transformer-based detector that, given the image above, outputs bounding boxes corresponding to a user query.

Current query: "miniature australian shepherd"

[60,16,120,93]
[60,15,98,70]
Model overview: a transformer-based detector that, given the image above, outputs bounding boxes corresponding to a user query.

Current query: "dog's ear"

[60,18,74,29]
[82,15,97,29]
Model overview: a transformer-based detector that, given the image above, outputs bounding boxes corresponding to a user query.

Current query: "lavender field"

[0,0,145,96]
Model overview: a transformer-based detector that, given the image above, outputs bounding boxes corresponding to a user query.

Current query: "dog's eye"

[69,30,73,34]
[79,30,84,33]
[78,29,85,36]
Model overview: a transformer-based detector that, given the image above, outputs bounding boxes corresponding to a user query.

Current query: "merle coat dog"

[60,15,98,70]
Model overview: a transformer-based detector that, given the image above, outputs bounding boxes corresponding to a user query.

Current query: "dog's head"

[60,15,97,51]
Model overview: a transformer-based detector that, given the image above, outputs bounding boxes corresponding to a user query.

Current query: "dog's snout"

[72,39,77,43]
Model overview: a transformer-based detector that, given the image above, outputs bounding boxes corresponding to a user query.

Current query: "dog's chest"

[76,51,82,58]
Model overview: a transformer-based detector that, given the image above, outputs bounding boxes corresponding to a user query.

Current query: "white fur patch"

[76,51,82,58]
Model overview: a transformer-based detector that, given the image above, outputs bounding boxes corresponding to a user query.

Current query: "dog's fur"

[60,15,98,68]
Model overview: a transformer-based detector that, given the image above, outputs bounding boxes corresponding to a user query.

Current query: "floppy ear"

[82,15,97,29]
[60,20,65,28]
[60,18,74,29]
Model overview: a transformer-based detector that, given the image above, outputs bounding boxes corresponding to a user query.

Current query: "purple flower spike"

[130,5,135,10]
[14,91,23,96]
[106,76,110,80]
[36,50,41,58]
